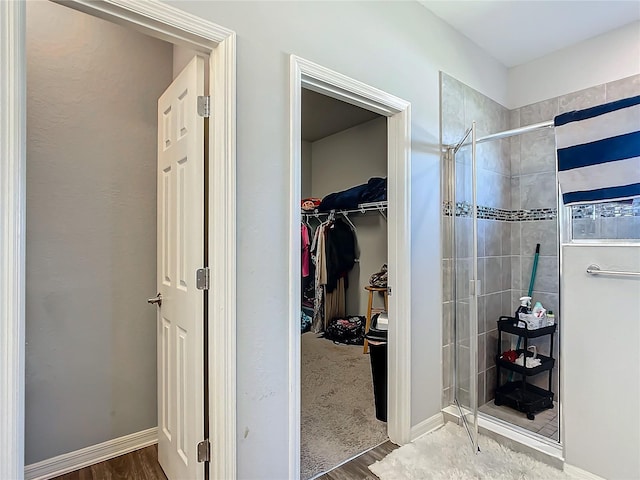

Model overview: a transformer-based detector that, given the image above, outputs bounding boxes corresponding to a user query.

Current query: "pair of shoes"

[369,264,387,288]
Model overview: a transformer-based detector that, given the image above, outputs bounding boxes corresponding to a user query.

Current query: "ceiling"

[301,89,380,142]
[418,1,640,67]
[300,2,640,139]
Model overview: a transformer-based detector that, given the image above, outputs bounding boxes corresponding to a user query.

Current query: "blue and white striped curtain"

[554,95,640,205]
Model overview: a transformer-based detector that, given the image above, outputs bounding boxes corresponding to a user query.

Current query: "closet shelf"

[302,201,388,218]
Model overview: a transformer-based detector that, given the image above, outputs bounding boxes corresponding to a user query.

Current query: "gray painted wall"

[301,140,312,199]
[310,117,388,315]
[25,1,172,464]
[165,1,509,477]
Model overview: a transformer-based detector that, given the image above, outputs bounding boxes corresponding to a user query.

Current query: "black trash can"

[366,313,388,422]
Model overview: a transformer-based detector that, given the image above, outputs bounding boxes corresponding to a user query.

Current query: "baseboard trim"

[409,412,444,441]
[563,464,606,480]
[24,427,158,480]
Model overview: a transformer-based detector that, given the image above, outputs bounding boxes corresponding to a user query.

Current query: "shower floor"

[480,400,559,442]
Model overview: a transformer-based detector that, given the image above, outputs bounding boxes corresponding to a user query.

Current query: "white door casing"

[156,56,205,480]
[289,55,412,478]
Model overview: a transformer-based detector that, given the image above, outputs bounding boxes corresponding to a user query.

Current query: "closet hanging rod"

[446,120,554,149]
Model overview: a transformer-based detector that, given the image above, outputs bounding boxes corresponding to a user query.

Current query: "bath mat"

[369,422,576,480]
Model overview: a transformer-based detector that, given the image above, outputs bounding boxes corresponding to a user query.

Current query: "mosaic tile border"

[442,201,557,222]
[443,200,640,221]
[571,201,640,219]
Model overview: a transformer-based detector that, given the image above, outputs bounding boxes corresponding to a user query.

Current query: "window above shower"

[569,198,640,241]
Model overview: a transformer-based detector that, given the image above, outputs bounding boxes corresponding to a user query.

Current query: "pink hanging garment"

[301,224,310,277]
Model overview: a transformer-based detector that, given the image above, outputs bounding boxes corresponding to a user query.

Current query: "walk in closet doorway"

[289,56,412,480]
[299,88,389,479]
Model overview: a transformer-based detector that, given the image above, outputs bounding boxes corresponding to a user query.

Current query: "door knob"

[147,293,162,307]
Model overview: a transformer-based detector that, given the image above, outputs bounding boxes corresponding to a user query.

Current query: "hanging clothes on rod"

[325,217,356,293]
[340,212,357,232]
[301,222,311,278]
[310,218,326,332]
[309,215,358,332]
[301,222,315,333]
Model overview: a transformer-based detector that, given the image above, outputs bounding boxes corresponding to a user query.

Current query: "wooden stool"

[363,285,388,354]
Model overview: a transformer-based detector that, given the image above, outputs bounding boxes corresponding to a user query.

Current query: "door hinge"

[196,267,210,290]
[197,439,210,463]
[197,96,211,118]
[387,286,392,296]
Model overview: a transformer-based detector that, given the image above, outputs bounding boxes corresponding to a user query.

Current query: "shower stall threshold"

[441,405,564,470]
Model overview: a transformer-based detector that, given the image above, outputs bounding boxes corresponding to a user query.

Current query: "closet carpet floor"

[301,332,388,480]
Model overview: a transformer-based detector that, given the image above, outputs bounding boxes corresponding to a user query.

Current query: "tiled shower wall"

[442,72,640,409]
[508,100,560,396]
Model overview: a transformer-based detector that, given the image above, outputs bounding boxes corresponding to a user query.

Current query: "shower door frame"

[445,118,564,459]
[449,122,480,454]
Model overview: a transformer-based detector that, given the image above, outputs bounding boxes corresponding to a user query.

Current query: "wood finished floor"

[51,445,167,480]
[315,440,398,480]
[51,441,397,480]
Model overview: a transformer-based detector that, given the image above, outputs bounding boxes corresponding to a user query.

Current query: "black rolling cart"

[494,316,556,420]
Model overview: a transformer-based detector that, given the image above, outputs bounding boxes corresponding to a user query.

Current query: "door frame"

[0,1,236,479]
[288,55,412,477]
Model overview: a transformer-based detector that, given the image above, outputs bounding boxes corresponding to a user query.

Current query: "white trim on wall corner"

[0,1,26,478]
[410,412,444,441]
[208,25,238,480]
[288,56,303,479]
[24,428,158,480]
[52,0,235,47]
[385,103,412,447]
[289,55,412,479]
[563,464,606,480]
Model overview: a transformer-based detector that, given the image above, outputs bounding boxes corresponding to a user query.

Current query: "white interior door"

[155,55,206,480]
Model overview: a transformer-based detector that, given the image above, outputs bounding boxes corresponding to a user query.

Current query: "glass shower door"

[452,123,480,453]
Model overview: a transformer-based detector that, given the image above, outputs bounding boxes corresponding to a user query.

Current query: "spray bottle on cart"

[514,296,531,327]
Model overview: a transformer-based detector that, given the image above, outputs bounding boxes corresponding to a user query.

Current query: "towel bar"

[586,264,640,277]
